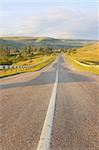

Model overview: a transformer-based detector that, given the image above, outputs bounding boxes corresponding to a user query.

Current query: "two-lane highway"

[0,55,99,150]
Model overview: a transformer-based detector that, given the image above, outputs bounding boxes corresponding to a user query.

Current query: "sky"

[0,0,98,39]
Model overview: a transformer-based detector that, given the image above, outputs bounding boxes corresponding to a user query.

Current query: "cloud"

[0,6,98,39]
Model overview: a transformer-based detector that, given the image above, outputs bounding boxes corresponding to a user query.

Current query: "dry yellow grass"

[12,55,50,66]
[65,42,99,75]
[0,55,56,78]
[73,42,99,62]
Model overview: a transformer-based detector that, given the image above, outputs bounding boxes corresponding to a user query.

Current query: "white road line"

[37,62,58,150]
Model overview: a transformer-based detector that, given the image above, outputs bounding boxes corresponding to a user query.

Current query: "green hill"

[0,37,94,49]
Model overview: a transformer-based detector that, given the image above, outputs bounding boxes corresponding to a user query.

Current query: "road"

[0,55,99,150]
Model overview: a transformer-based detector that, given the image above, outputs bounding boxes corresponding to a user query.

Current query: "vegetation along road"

[0,54,98,150]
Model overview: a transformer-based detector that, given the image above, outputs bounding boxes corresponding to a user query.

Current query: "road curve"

[0,55,99,150]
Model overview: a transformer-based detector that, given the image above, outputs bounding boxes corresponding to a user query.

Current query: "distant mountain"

[0,37,95,49]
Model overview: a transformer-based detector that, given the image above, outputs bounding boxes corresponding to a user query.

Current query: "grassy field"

[0,54,56,78]
[12,55,51,66]
[65,42,99,75]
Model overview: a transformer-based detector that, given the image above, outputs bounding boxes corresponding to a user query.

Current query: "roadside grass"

[12,55,48,66]
[0,55,56,78]
[64,42,99,75]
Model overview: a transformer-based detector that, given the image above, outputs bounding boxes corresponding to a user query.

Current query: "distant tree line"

[0,44,78,65]
[0,45,54,65]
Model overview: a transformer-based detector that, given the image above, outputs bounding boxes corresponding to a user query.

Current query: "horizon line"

[0,36,98,41]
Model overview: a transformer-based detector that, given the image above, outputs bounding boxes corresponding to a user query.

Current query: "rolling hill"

[71,42,99,63]
[65,42,99,74]
[0,37,94,49]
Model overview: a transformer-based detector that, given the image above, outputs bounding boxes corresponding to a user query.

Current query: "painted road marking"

[37,63,58,150]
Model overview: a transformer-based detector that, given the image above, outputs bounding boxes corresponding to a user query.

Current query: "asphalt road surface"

[0,55,99,150]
